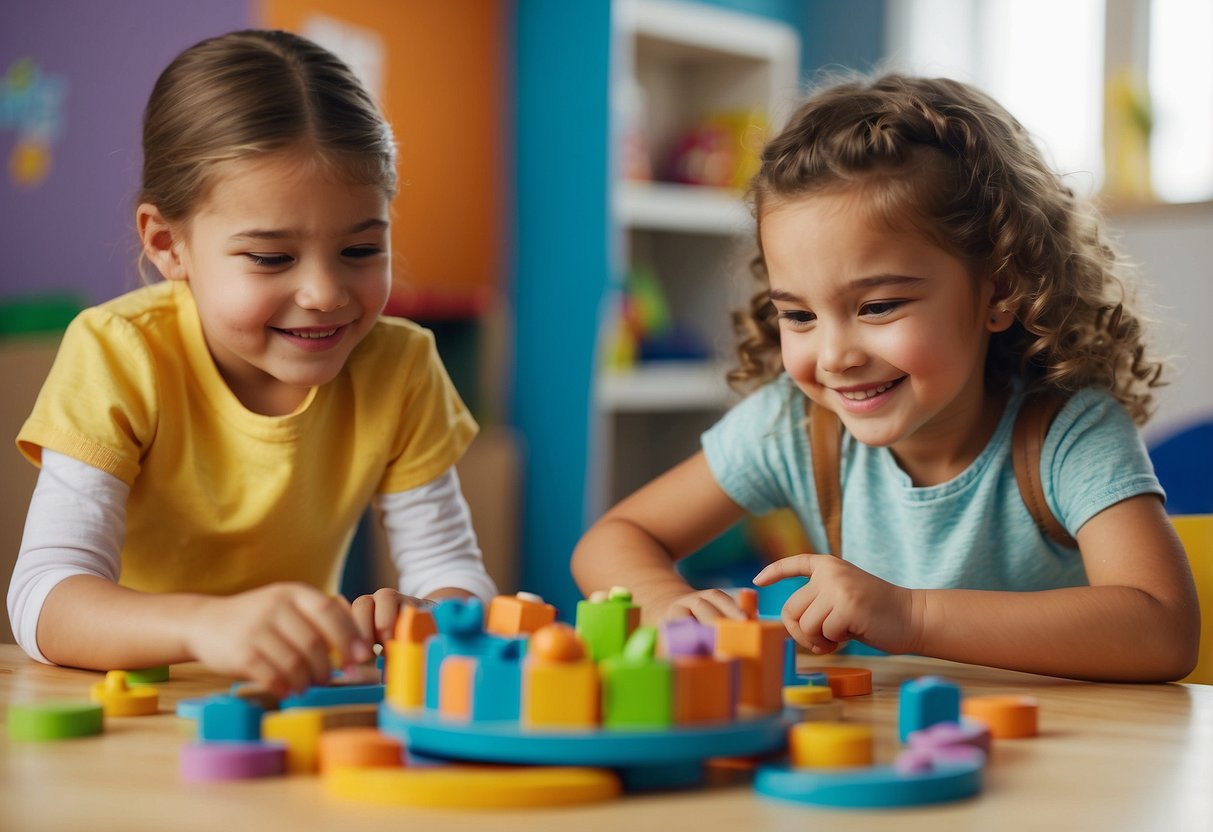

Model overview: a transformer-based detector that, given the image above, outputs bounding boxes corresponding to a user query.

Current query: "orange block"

[522,661,600,727]
[438,656,476,720]
[318,727,404,774]
[673,656,735,724]
[962,695,1039,738]
[394,606,437,644]
[822,666,873,698]
[486,593,557,637]
[715,619,785,712]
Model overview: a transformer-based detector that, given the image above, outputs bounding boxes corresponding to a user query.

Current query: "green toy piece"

[601,627,673,729]
[124,665,170,686]
[575,586,640,662]
[7,701,104,741]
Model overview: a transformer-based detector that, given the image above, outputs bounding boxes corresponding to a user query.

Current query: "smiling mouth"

[837,377,905,401]
[275,327,340,339]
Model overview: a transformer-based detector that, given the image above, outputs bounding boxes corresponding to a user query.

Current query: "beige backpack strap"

[807,400,843,556]
[1012,391,1078,549]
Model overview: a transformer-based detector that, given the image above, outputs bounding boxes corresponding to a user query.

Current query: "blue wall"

[510,1,886,620]
[513,1,613,618]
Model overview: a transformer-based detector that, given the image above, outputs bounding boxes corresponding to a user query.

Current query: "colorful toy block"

[324,765,622,808]
[659,617,715,657]
[468,639,523,721]
[962,695,1039,738]
[907,720,992,758]
[600,626,673,729]
[783,684,844,722]
[755,746,984,808]
[486,591,557,637]
[179,741,286,782]
[90,671,159,717]
[522,623,600,728]
[672,655,736,724]
[789,721,874,768]
[898,675,961,743]
[424,597,517,707]
[438,656,476,720]
[822,666,873,698]
[122,665,170,685]
[385,605,436,710]
[262,705,380,773]
[279,683,384,710]
[7,701,103,741]
[714,616,786,712]
[198,695,263,741]
[318,727,404,773]
[575,586,640,662]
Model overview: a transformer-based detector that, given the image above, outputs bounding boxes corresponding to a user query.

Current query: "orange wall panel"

[260,0,505,317]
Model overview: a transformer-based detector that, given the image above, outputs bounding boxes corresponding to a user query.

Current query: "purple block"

[908,720,993,757]
[659,618,715,657]
[180,741,286,782]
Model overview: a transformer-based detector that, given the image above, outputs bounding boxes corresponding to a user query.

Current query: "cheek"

[779,333,815,381]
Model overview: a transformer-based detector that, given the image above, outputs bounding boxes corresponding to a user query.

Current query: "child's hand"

[659,588,750,624]
[186,583,372,695]
[350,588,437,646]
[753,555,918,655]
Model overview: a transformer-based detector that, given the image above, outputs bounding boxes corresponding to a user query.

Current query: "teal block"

[898,676,961,743]
[198,696,263,741]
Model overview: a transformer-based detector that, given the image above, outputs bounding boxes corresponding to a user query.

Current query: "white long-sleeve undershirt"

[7,449,497,663]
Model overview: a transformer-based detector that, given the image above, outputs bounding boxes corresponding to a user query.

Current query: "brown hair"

[731,72,1164,424]
[139,29,396,226]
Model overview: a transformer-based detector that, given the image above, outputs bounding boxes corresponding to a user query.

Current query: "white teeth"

[840,380,897,401]
[285,329,337,339]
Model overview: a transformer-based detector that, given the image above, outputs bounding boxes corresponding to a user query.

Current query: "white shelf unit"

[592,0,800,513]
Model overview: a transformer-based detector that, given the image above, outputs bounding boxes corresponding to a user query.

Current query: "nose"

[296,264,349,312]
[817,321,865,376]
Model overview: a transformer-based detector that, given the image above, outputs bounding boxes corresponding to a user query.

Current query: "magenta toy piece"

[180,741,287,782]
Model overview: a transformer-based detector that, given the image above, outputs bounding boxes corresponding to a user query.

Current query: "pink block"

[907,720,992,756]
[180,741,287,782]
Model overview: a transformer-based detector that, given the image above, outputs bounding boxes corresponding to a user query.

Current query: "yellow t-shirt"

[17,281,477,596]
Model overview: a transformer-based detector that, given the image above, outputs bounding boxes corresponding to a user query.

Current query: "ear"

[136,203,188,282]
[981,275,1015,333]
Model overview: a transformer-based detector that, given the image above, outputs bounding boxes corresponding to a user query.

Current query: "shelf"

[632,0,799,63]
[596,361,735,412]
[615,181,751,235]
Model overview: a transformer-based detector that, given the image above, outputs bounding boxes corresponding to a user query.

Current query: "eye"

[777,309,816,327]
[860,300,903,318]
[243,253,292,267]
[342,245,384,259]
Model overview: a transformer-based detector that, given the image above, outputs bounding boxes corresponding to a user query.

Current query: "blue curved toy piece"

[754,754,983,808]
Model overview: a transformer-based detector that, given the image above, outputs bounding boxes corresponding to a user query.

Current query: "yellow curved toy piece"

[324,764,622,808]
[90,671,158,717]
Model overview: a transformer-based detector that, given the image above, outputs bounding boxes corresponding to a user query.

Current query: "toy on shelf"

[603,264,711,372]
[663,110,767,190]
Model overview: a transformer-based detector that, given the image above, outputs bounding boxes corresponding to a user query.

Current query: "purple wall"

[0,0,251,305]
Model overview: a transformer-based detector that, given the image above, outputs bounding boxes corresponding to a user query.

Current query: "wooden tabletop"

[2,643,1211,831]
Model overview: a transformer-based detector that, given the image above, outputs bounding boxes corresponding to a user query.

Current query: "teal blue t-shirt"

[701,375,1163,591]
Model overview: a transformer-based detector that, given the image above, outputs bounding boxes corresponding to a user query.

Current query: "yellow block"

[384,640,427,710]
[263,705,379,774]
[789,722,874,769]
[325,765,621,808]
[89,671,158,717]
[522,660,600,727]
[1175,515,1213,685]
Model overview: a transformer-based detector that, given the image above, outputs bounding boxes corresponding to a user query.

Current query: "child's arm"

[572,451,752,625]
[10,451,371,693]
[756,494,1199,682]
[350,468,497,644]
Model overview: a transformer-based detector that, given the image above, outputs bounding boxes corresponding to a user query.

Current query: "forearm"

[911,585,1199,682]
[36,574,211,671]
[571,518,696,622]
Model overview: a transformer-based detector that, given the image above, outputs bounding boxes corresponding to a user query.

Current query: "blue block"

[898,676,961,743]
[279,683,384,709]
[756,577,808,619]
[424,597,520,708]
[198,695,263,741]
[470,639,524,721]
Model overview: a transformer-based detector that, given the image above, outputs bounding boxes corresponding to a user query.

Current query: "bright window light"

[1149,0,1213,203]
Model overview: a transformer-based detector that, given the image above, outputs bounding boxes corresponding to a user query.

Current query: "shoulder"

[347,316,439,372]
[68,283,180,350]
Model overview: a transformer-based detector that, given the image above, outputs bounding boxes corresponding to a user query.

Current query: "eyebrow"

[768,274,925,303]
[230,218,389,241]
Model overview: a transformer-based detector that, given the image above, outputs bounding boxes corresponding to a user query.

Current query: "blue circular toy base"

[754,757,983,808]
[379,704,797,771]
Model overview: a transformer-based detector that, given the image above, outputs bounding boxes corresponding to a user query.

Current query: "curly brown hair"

[730,72,1164,424]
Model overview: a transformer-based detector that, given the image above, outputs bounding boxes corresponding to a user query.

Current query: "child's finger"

[752,554,816,585]
[349,595,377,643]
[296,590,372,666]
[250,627,313,694]
[276,604,339,685]
[372,589,403,644]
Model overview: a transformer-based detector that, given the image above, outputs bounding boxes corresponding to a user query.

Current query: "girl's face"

[762,189,1007,481]
[167,150,391,415]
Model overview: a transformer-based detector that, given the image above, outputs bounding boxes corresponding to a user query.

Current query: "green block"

[124,665,170,686]
[575,594,639,662]
[7,701,104,741]
[601,656,673,729]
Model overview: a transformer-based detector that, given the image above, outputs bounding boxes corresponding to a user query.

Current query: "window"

[885,0,1213,204]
